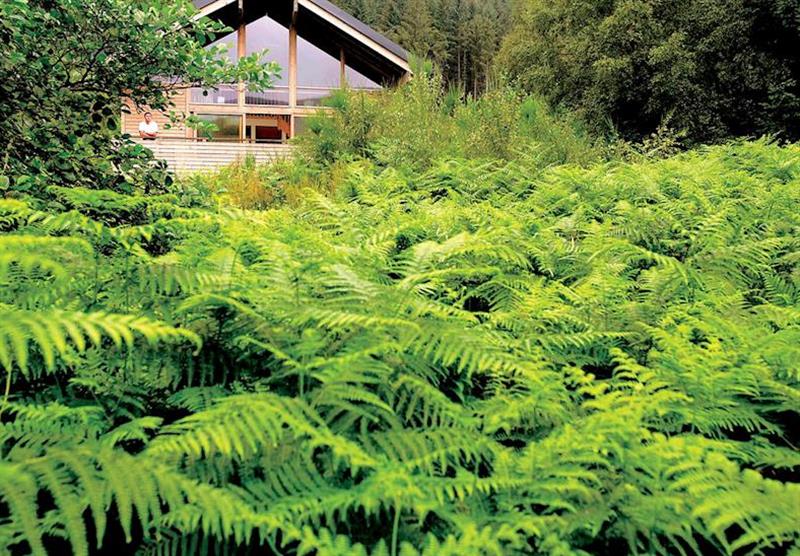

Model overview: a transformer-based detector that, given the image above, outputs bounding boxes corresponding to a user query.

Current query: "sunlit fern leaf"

[660,442,800,554]
[362,429,496,475]
[296,527,370,556]
[0,463,46,555]
[167,386,230,412]
[241,450,329,505]
[0,308,200,375]
[147,393,377,469]
[135,263,228,297]
[311,382,401,432]
[102,417,164,448]
[389,374,472,428]
[414,525,510,556]
[1,402,107,448]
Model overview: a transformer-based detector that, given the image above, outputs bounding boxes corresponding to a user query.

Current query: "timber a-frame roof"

[192,0,411,85]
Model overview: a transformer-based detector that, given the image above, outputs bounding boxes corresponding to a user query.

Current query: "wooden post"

[237,3,246,111]
[289,23,297,111]
[184,87,192,139]
[340,47,346,88]
[237,0,246,140]
[288,0,298,138]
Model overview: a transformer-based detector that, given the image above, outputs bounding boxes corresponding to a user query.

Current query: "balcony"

[189,85,342,109]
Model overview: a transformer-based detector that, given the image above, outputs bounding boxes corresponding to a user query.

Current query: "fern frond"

[0,308,200,375]
[148,393,377,468]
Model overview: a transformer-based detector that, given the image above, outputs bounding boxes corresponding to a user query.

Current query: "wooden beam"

[185,88,192,138]
[289,21,297,110]
[297,0,411,74]
[194,0,237,20]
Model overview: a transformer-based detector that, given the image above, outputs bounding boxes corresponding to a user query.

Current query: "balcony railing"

[245,87,289,106]
[191,85,291,107]
[190,85,344,108]
[297,86,337,107]
[190,85,239,105]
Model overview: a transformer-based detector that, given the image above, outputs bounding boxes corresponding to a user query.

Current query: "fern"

[1,141,798,555]
[0,308,199,376]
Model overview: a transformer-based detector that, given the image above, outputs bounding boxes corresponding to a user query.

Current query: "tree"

[392,0,448,64]
[497,0,800,143]
[333,0,513,95]
[0,0,278,195]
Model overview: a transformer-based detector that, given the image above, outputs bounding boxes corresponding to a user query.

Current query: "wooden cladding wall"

[137,140,294,173]
[122,89,191,139]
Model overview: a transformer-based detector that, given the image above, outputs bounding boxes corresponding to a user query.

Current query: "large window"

[198,16,388,110]
[246,15,290,106]
[246,15,289,86]
[196,115,241,141]
[297,37,341,106]
[293,116,313,137]
[191,85,238,105]
[345,66,382,90]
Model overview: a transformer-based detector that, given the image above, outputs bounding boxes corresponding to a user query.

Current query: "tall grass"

[296,69,604,171]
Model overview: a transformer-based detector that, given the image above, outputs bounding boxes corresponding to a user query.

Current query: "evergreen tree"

[392,0,447,64]
[332,0,512,94]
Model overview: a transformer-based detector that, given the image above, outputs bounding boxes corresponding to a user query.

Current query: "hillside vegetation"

[1,140,799,554]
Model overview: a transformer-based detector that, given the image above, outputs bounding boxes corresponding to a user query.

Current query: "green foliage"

[296,71,603,170]
[0,0,279,194]
[0,140,798,554]
[497,0,800,143]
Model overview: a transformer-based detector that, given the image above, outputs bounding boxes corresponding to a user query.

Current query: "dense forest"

[1,0,799,555]
[334,0,511,95]
[497,0,800,143]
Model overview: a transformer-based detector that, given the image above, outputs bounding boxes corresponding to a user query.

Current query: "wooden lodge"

[122,0,411,172]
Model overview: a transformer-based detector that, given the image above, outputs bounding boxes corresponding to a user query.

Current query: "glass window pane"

[297,88,337,107]
[245,88,289,106]
[190,85,238,105]
[246,15,289,86]
[297,36,341,88]
[293,117,311,136]
[345,66,382,90]
[196,114,241,141]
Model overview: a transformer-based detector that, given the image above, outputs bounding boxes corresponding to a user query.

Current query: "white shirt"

[139,121,159,134]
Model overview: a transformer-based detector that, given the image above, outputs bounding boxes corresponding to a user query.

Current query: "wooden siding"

[122,90,191,139]
[138,140,294,173]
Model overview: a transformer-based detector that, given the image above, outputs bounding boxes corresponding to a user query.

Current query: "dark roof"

[191,0,409,83]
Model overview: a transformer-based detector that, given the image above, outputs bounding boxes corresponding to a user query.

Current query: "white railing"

[189,85,379,108]
[245,86,290,106]
[190,85,238,105]
[297,86,337,107]
[136,138,294,173]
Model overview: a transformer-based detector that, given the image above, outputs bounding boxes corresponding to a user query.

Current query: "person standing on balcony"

[138,112,159,140]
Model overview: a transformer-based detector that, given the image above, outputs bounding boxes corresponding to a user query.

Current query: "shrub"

[295,69,604,171]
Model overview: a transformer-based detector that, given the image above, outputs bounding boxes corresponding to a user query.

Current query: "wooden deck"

[137,140,295,173]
